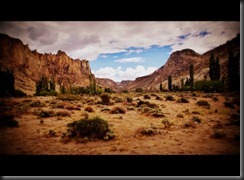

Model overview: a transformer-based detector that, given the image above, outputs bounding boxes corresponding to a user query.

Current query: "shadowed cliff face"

[0,34,95,95]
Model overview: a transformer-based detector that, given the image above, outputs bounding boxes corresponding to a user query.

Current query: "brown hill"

[0,33,95,95]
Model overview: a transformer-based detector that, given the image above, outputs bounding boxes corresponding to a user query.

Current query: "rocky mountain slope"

[0,33,95,95]
[125,34,240,91]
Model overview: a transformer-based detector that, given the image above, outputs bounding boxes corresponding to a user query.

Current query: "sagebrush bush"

[110,106,126,114]
[56,94,81,101]
[126,97,133,102]
[67,116,114,140]
[137,100,159,109]
[177,97,189,103]
[38,110,55,118]
[144,94,151,99]
[100,93,111,105]
[196,100,210,106]
[85,106,94,112]
[56,110,71,117]
[165,95,175,101]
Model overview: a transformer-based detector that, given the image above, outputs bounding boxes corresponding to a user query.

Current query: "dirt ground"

[0,92,240,155]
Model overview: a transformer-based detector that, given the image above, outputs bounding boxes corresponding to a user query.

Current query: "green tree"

[181,78,184,89]
[209,52,215,80]
[159,83,163,92]
[215,57,220,81]
[50,77,55,91]
[168,76,172,91]
[189,64,194,91]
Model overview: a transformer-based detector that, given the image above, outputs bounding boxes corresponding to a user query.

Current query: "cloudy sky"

[0,21,240,82]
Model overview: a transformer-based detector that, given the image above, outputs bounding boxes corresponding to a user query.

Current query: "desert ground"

[0,92,240,155]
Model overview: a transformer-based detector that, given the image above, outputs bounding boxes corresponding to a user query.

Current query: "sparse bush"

[177,97,189,103]
[224,101,235,109]
[192,111,200,115]
[155,96,163,100]
[192,116,202,123]
[135,88,143,92]
[213,97,219,102]
[165,95,175,101]
[38,110,55,118]
[65,105,81,111]
[177,114,184,118]
[183,121,196,128]
[144,94,151,99]
[196,100,210,107]
[56,110,71,117]
[126,97,133,102]
[48,129,56,137]
[100,93,111,105]
[137,100,158,109]
[85,106,94,112]
[114,97,123,103]
[67,116,114,140]
[137,127,156,136]
[30,100,43,107]
[110,106,126,114]
[162,119,173,129]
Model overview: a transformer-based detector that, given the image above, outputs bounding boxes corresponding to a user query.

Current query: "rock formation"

[0,33,95,95]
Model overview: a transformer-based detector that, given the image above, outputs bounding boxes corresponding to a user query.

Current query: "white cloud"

[114,57,145,63]
[93,65,157,82]
[126,49,144,54]
[0,21,240,60]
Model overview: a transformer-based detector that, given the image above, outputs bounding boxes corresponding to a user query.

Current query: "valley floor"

[0,92,240,155]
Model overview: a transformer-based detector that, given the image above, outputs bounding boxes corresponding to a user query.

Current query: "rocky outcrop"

[0,33,95,95]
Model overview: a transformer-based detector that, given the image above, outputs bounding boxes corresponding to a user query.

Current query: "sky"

[0,21,240,82]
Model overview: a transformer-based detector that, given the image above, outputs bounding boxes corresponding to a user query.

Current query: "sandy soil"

[0,92,240,155]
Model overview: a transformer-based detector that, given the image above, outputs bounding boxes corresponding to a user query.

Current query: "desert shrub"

[122,90,128,93]
[224,101,235,109]
[67,116,114,140]
[110,106,126,114]
[155,96,163,100]
[137,100,158,109]
[100,108,110,112]
[192,116,202,123]
[84,106,94,112]
[30,100,43,107]
[162,119,173,129]
[144,94,151,99]
[150,109,165,117]
[165,95,175,101]
[38,110,55,118]
[126,97,133,102]
[114,97,123,103]
[212,97,219,102]
[135,88,143,92]
[35,90,58,96]
[56,110,71,117]
[192,111,200,115]
[182,109,190,113]
[194,80,224,93]
[48,129,56,137]
[183,121,196,128]
[127,106,135,111]
[177,113,184,118]
[100,93,111,105]
[137,127,156,136]
[14,89,27,97]
[196,100,210,107]
[0,113,19,128]
[65,105,81,111]
[211,129,226,139]
[176,97,189,103]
